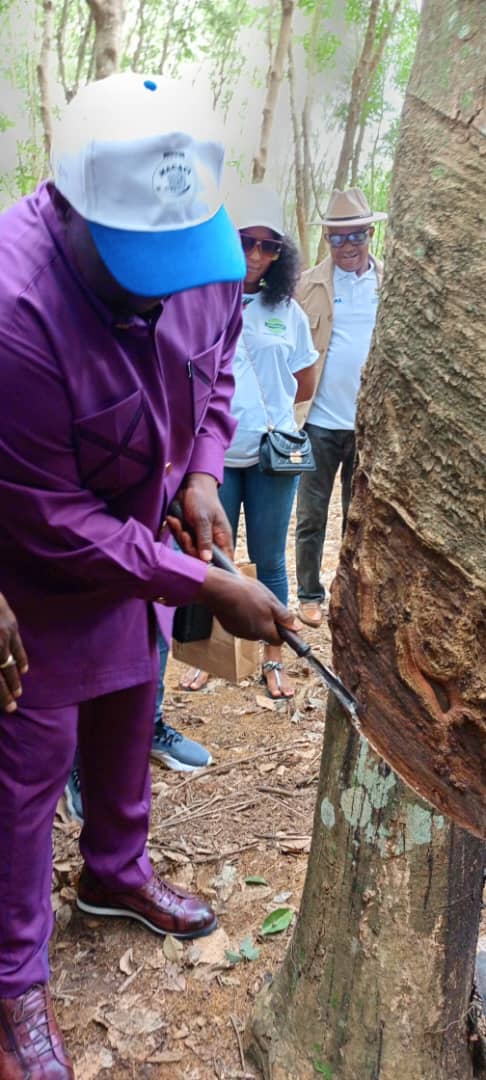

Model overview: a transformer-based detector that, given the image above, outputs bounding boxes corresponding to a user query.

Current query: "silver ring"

[0,653,15,670]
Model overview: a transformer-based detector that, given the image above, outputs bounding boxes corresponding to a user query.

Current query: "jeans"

[219,464,298,606]
[295,425,356,603]
[154,630,169,725]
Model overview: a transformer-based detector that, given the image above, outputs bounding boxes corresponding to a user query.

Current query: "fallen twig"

[230,1014,246,1073]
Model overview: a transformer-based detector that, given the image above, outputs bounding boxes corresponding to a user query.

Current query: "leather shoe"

[0,983,73,1079]
[77,866,217,939]
[298,601,323,628]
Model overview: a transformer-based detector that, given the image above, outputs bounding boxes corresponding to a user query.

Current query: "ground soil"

[50,490,343,1079]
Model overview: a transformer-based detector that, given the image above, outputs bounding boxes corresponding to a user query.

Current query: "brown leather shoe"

[0,984,73,1079]
[298,601,323,628]
[77,866,217,939]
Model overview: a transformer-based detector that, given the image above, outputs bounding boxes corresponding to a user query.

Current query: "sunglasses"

[327,229,370,248]
[239,233,282,260]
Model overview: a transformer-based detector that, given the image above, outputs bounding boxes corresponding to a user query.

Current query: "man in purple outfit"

[0,74,296,1078]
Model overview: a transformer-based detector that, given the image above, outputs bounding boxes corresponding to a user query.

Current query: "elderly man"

[295,188,385,627]
[0,74,296,1078]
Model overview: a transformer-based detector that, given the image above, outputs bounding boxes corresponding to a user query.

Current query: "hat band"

[326,213,371,222]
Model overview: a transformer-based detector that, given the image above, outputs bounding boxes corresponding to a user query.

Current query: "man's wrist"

[184,472,219,491]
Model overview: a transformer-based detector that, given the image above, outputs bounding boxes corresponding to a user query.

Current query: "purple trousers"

[0,672,157,997]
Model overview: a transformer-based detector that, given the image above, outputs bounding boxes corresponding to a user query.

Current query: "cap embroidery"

[153,151,194,203]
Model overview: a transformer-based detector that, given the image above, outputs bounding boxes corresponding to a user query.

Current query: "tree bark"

[86,0,124,79]
[247,0,486,1074]
[248,700,484,1079]
[288,42,310,265]
[252,0,295,183]
[37,0,55,157]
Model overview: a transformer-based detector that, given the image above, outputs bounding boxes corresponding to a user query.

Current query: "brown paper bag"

[171,563,260,684]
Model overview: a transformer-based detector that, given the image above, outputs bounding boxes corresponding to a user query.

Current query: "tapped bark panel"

[330,470,486,837]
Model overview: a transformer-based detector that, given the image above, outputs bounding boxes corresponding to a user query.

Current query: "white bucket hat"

[225,183,285,237]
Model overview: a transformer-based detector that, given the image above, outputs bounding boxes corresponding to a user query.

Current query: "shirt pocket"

[73,388,154,499]
[189,330,226,434]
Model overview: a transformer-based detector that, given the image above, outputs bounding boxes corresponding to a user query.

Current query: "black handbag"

[242,331,316,478]
[258,427,315,475]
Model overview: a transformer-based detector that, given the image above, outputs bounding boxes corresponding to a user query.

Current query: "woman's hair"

[259,234,301,307]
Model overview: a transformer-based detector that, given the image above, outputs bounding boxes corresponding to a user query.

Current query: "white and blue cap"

[50,72,246,296]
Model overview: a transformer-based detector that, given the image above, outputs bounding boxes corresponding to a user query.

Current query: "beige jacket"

[295,253,383,426]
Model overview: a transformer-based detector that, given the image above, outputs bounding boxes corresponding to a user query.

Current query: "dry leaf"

[119,947,134,976]
[163,935,184,963]
[55,904,72,930]
[53,860,73,873]
[147,1050,184,1064]
[211,863,237,901]
[279,838,311,854]
[273,891,292,904]
[162,849,190,864]
[161,961,186,992]
[186,927,230,967]
[105,1006,164,1036]
[255,694,277,711]
[74,1048,113,1079]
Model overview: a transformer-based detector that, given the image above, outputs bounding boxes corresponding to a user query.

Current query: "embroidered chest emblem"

[264,317,286,335]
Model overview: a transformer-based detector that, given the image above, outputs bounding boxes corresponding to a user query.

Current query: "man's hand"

[0,594,28,713]
[167,473,234,563]
[195,566,298,645]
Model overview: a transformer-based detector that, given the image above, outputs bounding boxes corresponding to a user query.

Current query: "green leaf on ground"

[225,935,261,965]
[245,876,268,886]
[239,936,261,961]
[225,950,243,965]
[261,908,294,936]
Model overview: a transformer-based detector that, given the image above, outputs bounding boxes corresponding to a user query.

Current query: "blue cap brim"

[87,205,246,297]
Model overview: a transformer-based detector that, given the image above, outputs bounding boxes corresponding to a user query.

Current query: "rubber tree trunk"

[248,699,484,1079]
[252,0,295,183]
[86,0,124,79]
[247,0,486,1074]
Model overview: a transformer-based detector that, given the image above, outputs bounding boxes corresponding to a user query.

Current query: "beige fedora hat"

[322,187,387,227]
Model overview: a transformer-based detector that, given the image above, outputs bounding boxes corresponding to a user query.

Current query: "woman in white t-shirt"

[181,184,317,699]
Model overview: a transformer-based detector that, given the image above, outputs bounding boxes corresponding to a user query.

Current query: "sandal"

[261,661,294,701]
[178,667,209,692]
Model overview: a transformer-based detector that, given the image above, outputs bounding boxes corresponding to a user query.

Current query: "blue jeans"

[154,630,169,725]
[219,465,298,606]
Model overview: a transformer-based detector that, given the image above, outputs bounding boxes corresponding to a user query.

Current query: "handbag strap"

[241,333,274,431]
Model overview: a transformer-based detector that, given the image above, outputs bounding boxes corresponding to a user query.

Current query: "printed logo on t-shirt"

[264,317,286,335]
[334,297,343,303]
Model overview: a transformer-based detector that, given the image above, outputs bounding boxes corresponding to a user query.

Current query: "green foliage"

[261,908,294,935]
[0,114,14,133]
[225,935,261,964]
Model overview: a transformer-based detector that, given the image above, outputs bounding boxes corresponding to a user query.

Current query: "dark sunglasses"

[239,232,282,259]
[328,229,370,248]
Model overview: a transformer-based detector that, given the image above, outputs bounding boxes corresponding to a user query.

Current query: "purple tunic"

[0,183,240,706]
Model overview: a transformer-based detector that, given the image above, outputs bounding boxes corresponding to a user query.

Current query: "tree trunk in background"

[86,0,124,79]
[288,42,310,265]
[252,0,295,183]
[315,0,401,262]
[247,0,486,1075]
[37,0,55,157]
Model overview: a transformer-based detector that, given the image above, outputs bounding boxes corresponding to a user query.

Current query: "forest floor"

[50,488,343,1079]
